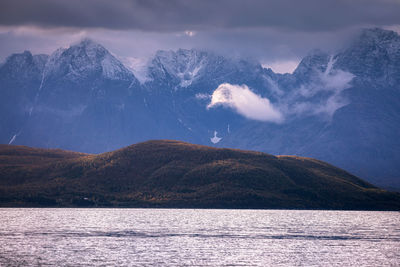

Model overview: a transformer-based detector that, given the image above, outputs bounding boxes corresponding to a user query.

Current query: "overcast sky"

[1,0,400,73]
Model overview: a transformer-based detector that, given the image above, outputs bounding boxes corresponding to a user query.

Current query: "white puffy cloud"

[207,83,283,123]
[207,58,354,123]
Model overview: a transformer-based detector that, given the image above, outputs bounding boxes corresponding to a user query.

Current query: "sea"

[0,208,399,266]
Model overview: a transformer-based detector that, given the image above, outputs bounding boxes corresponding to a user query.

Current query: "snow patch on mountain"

[101,53,132,80]
[8,134,17,145]
[210,131,222,144]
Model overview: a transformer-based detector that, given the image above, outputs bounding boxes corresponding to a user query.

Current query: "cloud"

[289,56,354,117]
[195,93,211,100]
[207,83,283,123]
[1,0,400,65]
[1,0,400,32]
[0,25,349,64]
[207,59,354,122]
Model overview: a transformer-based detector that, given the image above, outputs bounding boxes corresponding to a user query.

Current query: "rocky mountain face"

[1,28,399,189]
[0,51,48,143]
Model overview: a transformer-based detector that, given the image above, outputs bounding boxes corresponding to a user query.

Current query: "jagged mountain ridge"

[0,28,399,189]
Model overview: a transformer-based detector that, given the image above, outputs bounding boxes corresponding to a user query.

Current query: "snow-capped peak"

[43,38,135,81]
[358,28,400,45]
[333,28,400,84]
[293,49,330,78]
[150,48,209,87]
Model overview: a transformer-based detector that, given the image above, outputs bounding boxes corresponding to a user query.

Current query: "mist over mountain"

[1,28,399,189]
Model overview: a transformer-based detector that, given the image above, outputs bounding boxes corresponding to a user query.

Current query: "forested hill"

[0,140,399,210]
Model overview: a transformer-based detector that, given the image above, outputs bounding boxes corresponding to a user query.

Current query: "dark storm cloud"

[1,0,400,32]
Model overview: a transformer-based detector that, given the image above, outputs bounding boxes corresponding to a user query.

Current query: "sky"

[1,0,400,73]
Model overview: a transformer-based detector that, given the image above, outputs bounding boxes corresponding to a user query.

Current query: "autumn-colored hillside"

[0,140,399,210]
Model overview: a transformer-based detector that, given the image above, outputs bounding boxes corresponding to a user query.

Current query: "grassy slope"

[0,140,399,210]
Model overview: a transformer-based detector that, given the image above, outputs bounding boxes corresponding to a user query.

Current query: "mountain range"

[1,28,399,189]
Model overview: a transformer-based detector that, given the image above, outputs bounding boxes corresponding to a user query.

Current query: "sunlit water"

[0,209,399,266]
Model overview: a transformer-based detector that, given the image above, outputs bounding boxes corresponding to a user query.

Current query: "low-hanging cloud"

[207,83,283,123]
[207,58,354,122]
[291,57,355,117]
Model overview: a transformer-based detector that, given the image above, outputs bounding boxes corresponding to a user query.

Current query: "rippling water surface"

[0,208,399,266]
